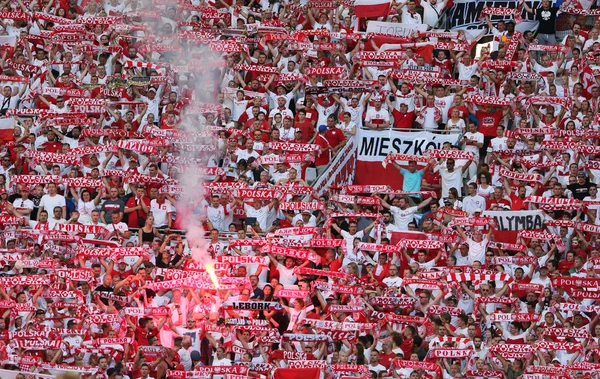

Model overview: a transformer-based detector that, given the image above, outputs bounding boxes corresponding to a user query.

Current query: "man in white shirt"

[38,182,66,221]
[365,99,391,131]
[206,195,236,232]
[456,226,492,265]
[463,183,486,216]
[9,186,34,220]
[238,197,278,232]
[438,158,472,198]
[380,196,432,230]
[48,206,67,229]
[382,265,403,290]
[331,220,375,265]
[461,122,484,179]
[150,194,173,229]
[106,212,131,243]
[234,138,260,163]
[398,0,422,24]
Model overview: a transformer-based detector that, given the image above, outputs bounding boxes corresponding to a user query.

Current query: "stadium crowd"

[2,0,600,378]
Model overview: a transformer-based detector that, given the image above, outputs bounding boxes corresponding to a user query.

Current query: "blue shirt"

[400,168,424,193]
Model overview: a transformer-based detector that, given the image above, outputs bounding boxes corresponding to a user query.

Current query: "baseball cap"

[318,125,327,132]
[191,351,201,361]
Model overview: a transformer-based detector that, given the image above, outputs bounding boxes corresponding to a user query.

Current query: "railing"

[303,139,358,201]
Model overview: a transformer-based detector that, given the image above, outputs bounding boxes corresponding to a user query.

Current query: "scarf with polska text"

[69,144,118,156]
[282,333,328,342]
[0,275,52,286]
[11,339,63,350]
[216,255,265,264]
[22,149,82,166]
[329,305,365,313]
[488,312,540,322]
[65,178,104,188]
[77,246,148,259]
[499,167,543,183]
[382,153,430,168]
[571,290,600,299]
[518,229,567,240]
[261,244,320,264]
[273,226,319,237]
[124,307,170,317]
[278,202,324,211]
[304,67,345,76]
[527,44,571,54]
[542,327,591,339]
[552,276,600,288]
[233,64,279,74]
[370,296,416,307]
[464,95,514,107]
[447,217,497,229]
[427,305,462,316]
[425,149,475,161]
[489,343,535,358]
[387,314,427,325]
[480,6,524,22]
[12,175,61,184]
[512,283,543,293]
[535,341,583,351]
[294,267,348,279]
[493,255,537,265]
[312,280,364,295]
[227,239,267,248]
[514,127,556,136]
[426,348,472,359]
[275,290,308,298]
[358,242,401,254]
[268,141,320,152]
[399,239,444,250]
[303,318,376,331]
[256,153,315,165]
[117,139,158,154]
[332,195,380,205]
[342,184,392,193]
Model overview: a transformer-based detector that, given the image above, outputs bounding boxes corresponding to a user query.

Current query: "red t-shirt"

[42,141,63,153]
[135,326,158,346]
[314,134,330,166]
[509,193,527,210]
[125,196,151,228]
[295,120,315,143]
[475,110,503,137]
[325,127,346,149]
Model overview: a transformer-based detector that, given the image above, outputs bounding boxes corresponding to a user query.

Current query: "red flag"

[354,0,391,18]
[0,118,14,143]
[274,368,320,379]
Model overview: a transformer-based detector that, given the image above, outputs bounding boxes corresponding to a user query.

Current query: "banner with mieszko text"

[355,129,459,187]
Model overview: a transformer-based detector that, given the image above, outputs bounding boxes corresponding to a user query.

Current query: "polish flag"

[0,118,14,143]
[354,0,391,18]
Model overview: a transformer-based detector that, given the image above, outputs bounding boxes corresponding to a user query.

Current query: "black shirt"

[535,6,559,35]
[567,181,591,201]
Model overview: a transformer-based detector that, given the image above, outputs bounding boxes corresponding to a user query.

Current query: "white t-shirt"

[467,236,489,265]
[463,131,484,157]
[389,206,418,230]
[439,168,464,198]
[150,199,173,227]
[39,193,66,214]
[244,204,271,231]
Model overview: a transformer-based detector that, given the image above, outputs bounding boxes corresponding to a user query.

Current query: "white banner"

[482,210,544,231]
[0,369,54,379]
[446,0,541,33]
[357,129,460,163]
[366,21,427,36]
